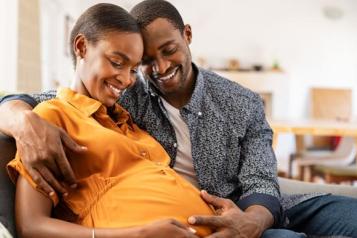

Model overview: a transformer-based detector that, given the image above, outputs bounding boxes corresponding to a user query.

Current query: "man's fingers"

[200,190,232,209]
[28,168,55,196]
[37,166,68,195]
[55,145,77,187]
[188,215,225,228]
[60,129,87,153]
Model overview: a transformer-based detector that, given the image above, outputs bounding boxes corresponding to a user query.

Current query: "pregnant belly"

[81,166,214,236]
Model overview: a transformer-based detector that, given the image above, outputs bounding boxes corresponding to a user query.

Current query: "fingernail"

[188,217,196,224]
[188,227,197,234]
[81,146,87,150]
[63,192,68,197]
[70,184,77,189]
[49,191,55,196]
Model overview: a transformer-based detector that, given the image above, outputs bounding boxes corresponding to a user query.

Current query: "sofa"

[1,132,357,237]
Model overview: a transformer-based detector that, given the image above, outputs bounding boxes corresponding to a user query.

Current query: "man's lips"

[153,66,179,82]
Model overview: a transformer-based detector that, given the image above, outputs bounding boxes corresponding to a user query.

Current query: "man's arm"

[0,93,85,195]
[189,95,280,237]
[16,175,199,238]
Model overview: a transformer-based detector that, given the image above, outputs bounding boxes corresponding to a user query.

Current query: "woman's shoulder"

[32,98,72,126]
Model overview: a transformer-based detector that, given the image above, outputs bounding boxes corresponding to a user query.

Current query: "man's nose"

[152,58,170,75]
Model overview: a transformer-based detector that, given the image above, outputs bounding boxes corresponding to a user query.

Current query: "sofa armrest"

[0,132,16,237]
[278,177,357,198]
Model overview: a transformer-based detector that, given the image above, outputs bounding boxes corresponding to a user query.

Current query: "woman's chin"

[102,97,118,108]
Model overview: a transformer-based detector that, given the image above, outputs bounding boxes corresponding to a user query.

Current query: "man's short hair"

[130,0,185,33]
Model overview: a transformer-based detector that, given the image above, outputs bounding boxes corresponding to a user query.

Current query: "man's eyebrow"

[112,51,130,62]
[158,40,175,50]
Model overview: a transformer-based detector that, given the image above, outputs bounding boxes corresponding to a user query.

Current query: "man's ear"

[183,24,192,44]
[73,34,87,59]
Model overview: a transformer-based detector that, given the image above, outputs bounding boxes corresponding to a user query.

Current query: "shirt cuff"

[237,193,283,227]
[0,94,38,108]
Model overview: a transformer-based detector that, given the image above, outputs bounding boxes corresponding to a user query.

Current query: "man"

[1,0,357,237]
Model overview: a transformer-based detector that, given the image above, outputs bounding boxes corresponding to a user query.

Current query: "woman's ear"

[183,24,192,44]
[73,34,87,59]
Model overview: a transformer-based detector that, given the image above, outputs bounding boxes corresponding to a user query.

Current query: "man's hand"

[188,191,272,238]
[15,110,87,196]
[140,219,199,238]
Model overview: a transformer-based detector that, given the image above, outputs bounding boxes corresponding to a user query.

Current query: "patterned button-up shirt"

[2,64,289,225]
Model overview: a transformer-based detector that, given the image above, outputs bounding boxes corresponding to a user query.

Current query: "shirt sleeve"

[6,100,64,206]
[237,94,282,227]
[0,90,57,107]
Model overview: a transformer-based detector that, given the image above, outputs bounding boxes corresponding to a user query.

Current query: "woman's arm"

[15,176,198,238]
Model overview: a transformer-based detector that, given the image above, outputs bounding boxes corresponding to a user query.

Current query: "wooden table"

[269,119,357,154]
[269,119,357,181]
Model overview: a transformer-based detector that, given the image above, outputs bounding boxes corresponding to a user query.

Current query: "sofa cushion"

[0,133,16,237]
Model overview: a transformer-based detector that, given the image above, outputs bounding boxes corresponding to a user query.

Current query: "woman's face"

[75,31,143,107]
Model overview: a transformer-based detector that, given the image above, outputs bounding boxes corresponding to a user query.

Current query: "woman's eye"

[110,61,122,68]
[131,68,138,74]
[141,58,152,66]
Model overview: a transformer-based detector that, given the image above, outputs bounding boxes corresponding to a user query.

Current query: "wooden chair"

[310,87,352,149]
[313,165,357,184]
[288,88,354,181]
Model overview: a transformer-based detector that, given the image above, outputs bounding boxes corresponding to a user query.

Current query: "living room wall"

[40,0,357,119]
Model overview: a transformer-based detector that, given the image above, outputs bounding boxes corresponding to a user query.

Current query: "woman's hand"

[140,219,199,238]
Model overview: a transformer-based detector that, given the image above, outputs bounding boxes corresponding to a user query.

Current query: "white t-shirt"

[161,98,200,188]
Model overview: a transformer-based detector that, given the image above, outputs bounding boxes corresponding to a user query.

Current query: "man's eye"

[163,47,177,56]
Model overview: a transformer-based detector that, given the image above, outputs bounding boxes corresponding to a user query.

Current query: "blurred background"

[0,0,356,182]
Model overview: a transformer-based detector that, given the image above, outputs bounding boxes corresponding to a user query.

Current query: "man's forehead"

[143,18,180,37]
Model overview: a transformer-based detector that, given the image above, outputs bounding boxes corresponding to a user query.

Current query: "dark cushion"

[0,132,16,237]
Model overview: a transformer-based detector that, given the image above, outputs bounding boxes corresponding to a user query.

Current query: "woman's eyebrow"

[112,51,130,62]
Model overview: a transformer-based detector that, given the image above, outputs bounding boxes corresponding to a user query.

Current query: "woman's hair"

[70,3,140,66]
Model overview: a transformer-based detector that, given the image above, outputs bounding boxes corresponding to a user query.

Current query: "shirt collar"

[56,87,102,117]
[182,63,205,113]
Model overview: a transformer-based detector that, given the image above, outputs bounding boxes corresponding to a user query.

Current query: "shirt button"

[173,143,177,148]
[198,111,203,117]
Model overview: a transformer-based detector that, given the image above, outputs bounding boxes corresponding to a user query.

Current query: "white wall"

[41,0,357,118]
[40,0,356,173]
[175,0,357,118]
[0,0,18,92]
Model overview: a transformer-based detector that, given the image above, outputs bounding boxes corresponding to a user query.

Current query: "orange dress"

[7,88,214,236]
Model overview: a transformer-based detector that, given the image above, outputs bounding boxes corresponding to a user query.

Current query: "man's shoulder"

[200,68,261,103]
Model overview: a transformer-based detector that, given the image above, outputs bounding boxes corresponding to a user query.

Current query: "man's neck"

[160,64,197,109]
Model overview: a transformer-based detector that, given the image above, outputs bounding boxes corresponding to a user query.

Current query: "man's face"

[141,18,193,97]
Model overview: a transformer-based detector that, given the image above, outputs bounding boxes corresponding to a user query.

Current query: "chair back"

[310,87,352,149]
[311,87,352,121]
[330,137,357,165]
